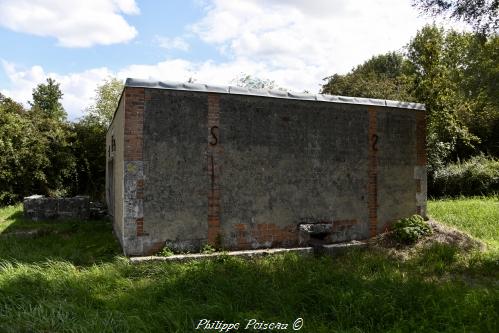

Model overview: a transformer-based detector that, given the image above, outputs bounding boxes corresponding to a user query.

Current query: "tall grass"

[0,201,497,332]
[0,252,497,332]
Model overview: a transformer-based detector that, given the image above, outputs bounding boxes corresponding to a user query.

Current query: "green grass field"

[429,196,499,251]
[0,199,497,332]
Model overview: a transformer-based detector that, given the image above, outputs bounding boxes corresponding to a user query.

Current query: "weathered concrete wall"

[143,89,208,253]
[23,195,90,220]
[108,86,426,256]
[218,95,370,250]
[376,108,423,233]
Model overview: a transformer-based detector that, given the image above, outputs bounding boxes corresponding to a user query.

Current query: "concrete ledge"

[321,241,367,255]
[129,241,367,264]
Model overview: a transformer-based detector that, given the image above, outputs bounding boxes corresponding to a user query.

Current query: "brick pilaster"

[207,93,222,246]
[124,88,144,161]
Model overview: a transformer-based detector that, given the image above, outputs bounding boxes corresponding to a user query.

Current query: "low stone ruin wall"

[23,195,90,221]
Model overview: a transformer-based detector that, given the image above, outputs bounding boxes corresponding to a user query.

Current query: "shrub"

[158,246,174,257]
[393,214,432,244]
[430,155,499,197]
[201,244,216,254]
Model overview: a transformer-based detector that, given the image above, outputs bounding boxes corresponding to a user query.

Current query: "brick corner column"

[123,87,147,254]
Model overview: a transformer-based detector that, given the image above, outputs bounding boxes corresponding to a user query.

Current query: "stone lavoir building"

[106,78,426,256]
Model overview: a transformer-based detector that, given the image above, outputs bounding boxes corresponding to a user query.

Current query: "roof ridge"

[124,78,425,110]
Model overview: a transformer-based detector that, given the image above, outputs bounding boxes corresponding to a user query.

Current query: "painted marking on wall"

[207,94,221,246]
[209,126,219,146]
[368,107,378,238]
[371,134,378,151]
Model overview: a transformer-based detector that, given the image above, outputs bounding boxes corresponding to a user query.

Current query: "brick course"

[124,88,145,161]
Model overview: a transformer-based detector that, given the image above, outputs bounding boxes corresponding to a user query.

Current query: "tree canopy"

[85,77,123,127]
[30,78,66,121]
[321,52,414,101]
[231,73,283,90]
[412,0,499,35]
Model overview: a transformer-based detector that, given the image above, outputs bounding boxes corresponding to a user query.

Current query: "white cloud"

[191,0,443,75]
[1,60,113,120]
[1,0,468,120]
[154,36,190,52]
[0,0,139,47]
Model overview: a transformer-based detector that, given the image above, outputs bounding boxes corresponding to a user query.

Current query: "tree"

[71,116,107,200]
[86,77,123,127]
[0,94,50,204]
[412,0,499,35]
[231,73,285,90]
[321,52,415,101]
[406,26,499,162]
[71,77,123,200]
[30,78,66,121]
[28,78,76,196]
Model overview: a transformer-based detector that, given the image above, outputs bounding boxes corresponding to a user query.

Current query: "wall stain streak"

[368,107,378,238]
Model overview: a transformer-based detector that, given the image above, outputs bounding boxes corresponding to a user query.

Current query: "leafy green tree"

[412,0,499,35]
[458,35,499,155]
[86,77,123,127]
[30,78,66,121]
[231,73,285,90]
[406,25,499,165]
[321,52,415,101]
[71,78,123,200]
[28,78,76,196]
[0,94,50,204]
[71,116,107,200]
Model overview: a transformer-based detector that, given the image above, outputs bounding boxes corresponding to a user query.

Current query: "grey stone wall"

[23,195,90,220]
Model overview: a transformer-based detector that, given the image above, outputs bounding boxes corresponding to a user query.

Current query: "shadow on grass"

[0,252,497,332]
[0,207,122,266]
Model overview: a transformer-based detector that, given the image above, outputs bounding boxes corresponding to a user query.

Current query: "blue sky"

[0,0,456,120]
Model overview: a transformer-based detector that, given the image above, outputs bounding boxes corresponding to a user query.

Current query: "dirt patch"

[369,219,486,259]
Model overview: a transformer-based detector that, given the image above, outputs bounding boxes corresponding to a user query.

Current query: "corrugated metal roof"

[125,78,425,111]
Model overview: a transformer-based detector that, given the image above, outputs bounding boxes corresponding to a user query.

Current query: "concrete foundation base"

[130,241,367,264]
